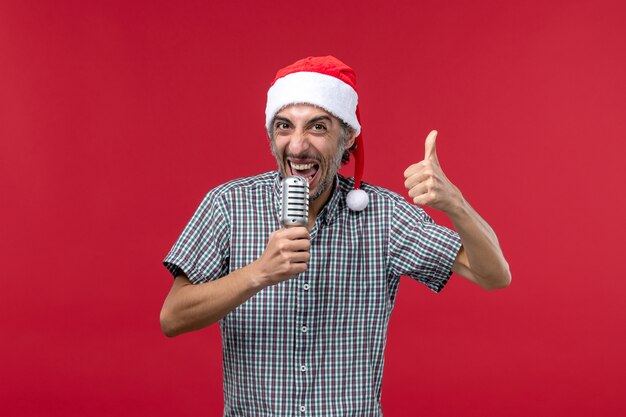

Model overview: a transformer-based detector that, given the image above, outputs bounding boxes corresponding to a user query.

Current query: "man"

[160,56,510,416]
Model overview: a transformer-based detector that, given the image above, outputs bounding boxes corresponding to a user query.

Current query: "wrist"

[244,260,272,291]
[445,190,469,220]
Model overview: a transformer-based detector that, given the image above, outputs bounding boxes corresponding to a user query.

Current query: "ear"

[344,130,356,151]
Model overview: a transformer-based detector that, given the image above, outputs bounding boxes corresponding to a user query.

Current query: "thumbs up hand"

[403,130,463,214]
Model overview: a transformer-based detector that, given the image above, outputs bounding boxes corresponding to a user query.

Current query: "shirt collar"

[318,176,343,226]
[272,171,283,219]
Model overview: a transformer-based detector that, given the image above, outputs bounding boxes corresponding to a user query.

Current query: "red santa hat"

[265,55,368,211]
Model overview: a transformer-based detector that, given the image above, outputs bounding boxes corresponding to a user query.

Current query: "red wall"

[1,0,625,415]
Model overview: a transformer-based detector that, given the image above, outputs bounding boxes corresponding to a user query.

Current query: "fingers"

[402,130,462,213]
[402,130,442,208]
[269,227,310,251]
[403,161,430,179]
[268,226,311,258]
[403,167,431,189]
[403,130,439,179]
[280,227,310,265]
[412,192,436,207]
[406,182,429,199]
[279,226,309,239]
[281,237,311,253]
[257,226,313,285]
[288,250,311,264]
[424,130,438,161]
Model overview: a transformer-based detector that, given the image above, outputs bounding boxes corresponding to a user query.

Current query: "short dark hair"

[339,122,356,165]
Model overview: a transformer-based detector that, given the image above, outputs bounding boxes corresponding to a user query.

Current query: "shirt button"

[303,283,310,290]
[300,365,307,372]
[300,406,306,412]
[301,326,308,333]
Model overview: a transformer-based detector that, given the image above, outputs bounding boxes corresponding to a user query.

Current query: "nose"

[287,129,310,155]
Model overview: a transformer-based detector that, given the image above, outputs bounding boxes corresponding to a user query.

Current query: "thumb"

[424,130,438,161]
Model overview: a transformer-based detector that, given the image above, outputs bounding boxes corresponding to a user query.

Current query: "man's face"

[270,104,355,203]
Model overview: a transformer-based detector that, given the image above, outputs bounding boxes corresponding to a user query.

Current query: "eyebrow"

[272,115,335,126]
[273,116,291,124]
[307,115,334,125]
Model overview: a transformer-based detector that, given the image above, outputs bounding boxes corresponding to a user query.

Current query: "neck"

[307,178,335,229]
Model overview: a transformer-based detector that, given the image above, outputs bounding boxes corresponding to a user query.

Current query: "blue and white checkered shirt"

[164,171,461,417]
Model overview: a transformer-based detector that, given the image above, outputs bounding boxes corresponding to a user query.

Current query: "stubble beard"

[270,137,345,203]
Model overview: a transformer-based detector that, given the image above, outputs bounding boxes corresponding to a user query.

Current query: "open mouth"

[289,161,319,184]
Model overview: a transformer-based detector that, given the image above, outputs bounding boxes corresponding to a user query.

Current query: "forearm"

[159,227,310,336]
[160,263,266,337]
[448,198,511,290]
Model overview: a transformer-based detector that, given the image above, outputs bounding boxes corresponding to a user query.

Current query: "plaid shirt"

[164,171,461,417]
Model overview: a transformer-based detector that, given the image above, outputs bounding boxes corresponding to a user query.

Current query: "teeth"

[291,162,315,170]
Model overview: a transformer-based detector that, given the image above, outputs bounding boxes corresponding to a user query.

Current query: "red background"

[1,0,625,416]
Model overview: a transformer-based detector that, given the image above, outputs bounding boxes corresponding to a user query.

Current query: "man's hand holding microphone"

[252,176,311,287]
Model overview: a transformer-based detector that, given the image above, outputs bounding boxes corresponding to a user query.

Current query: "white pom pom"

[346,189,369,211]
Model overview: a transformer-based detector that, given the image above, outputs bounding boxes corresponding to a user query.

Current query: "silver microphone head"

[281,176,309,227]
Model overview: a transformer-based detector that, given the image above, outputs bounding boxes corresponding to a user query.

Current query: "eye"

[311,123,327,132]
[274,121,290,130]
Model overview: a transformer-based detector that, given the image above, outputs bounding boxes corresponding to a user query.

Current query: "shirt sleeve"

[388,199,462,293]
[163,190,231,284]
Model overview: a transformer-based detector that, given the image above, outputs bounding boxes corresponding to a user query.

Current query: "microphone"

[281,176,309,227]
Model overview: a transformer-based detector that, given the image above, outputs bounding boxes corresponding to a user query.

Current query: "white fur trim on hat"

[265,71,361,135]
